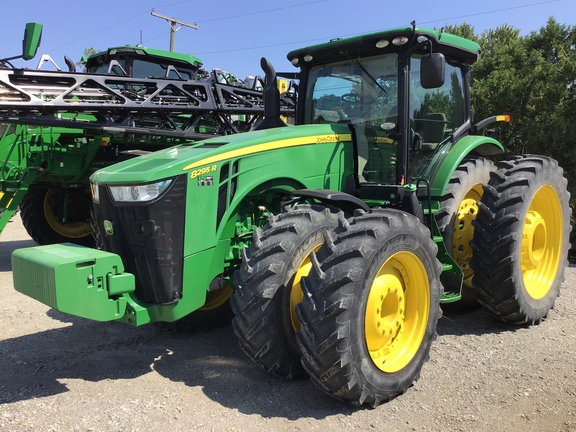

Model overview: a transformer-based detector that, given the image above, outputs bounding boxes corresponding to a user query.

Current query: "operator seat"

[419,112,446,150]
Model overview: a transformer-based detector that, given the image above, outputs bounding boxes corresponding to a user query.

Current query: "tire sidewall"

[441,159,493,255]
[279,228,327,355]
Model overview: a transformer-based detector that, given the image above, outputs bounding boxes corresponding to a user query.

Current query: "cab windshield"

[304,54,397,127]
[304,53,467,184]
[87,57,197,80]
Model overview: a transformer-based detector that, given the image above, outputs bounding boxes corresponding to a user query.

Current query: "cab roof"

[83,45,203,69]
[287,26,481,67]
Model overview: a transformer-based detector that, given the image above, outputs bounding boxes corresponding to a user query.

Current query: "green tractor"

[11,23,571,407]
[0,23,291,246]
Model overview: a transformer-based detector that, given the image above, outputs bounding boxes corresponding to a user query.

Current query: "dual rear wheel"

[470,155,571,324]
[438,155,570,324]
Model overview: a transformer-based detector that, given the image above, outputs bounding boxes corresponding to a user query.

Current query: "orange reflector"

[496,115,511,122]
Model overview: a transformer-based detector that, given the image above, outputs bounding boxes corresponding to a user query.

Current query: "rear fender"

[428,136,504,197]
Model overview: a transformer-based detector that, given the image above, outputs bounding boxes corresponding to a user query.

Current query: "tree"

[76,47,99,71]
[448,19,576,249]
[450,18,576,251]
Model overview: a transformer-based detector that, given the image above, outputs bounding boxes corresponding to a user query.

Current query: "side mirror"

[420,52,445,89]
[22,23,43,61]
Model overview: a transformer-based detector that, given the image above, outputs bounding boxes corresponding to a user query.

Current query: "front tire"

[231,204,343,378]
[157,283,234,332]
[470,155,571,324]
[296,209,443,407]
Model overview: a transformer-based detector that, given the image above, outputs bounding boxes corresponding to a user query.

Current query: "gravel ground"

[1,214,575,432]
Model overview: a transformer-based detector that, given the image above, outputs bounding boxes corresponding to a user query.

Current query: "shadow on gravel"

[0,296,537,419]
[0,239,36,272]
[2,296,557,419]
[151,326,358,420]
[0,318,162,404]
[6,295,562,418]
[437,303,518,337]
[0,314,356,419]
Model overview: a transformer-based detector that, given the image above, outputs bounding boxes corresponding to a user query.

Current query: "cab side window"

[410,59,466,177]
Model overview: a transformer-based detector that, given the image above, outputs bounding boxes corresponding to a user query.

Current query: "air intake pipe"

[255,57,287,130]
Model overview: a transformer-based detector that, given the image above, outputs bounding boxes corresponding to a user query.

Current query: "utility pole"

[151,9,198,52]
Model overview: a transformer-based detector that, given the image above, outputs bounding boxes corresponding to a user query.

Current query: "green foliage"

[448,19,576,237]
[77,47,99,71]
[444,23,479,43]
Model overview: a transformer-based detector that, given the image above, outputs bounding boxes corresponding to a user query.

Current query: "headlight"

[90,181,100,203]
[109,179,174,203]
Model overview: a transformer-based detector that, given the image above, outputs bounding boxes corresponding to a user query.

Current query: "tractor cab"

[83,46,203,80]
[287,25,477,211]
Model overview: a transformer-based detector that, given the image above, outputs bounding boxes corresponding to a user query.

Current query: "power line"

[418,0,560,26]
[196,0,328,24]
[193,0,561,55]
[44,11,151,53]
[35,0,562,59]
[141,0,328,45]
[40,0,327,53]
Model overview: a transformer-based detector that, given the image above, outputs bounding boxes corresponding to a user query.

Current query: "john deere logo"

[103,220,114,236]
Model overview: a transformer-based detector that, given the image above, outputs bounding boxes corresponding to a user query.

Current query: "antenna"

[151,9,198,51]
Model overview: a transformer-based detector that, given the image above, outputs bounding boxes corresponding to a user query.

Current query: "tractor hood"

[90,123,352,185]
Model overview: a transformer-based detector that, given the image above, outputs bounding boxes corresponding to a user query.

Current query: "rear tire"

[20,186,94,246]
[436,157,493,305]
[231,204,343,378]
[296,209,442,407]
[470,155,571,324]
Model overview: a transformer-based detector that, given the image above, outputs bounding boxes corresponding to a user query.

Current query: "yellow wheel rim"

[289,243,322,332]
[365,251,430,373]
[199,282,233,311]
[453,183,483,287]
[44,189,92,239]
[522,185,562,299]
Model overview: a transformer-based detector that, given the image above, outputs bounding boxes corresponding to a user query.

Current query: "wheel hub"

[522,185,563,300]
[454,197,478,273]
[365,273,406,356]
[365,252,429,373]
[44,189,92,238]
[453,184,483,287]
[521,210,547,271]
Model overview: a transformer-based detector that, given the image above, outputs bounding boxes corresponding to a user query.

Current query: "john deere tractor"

[11,23,571,407]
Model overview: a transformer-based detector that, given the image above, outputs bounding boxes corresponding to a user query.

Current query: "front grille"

[93,174,187,304]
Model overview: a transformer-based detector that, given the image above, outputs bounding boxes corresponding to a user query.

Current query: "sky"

[1,0,574,81]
